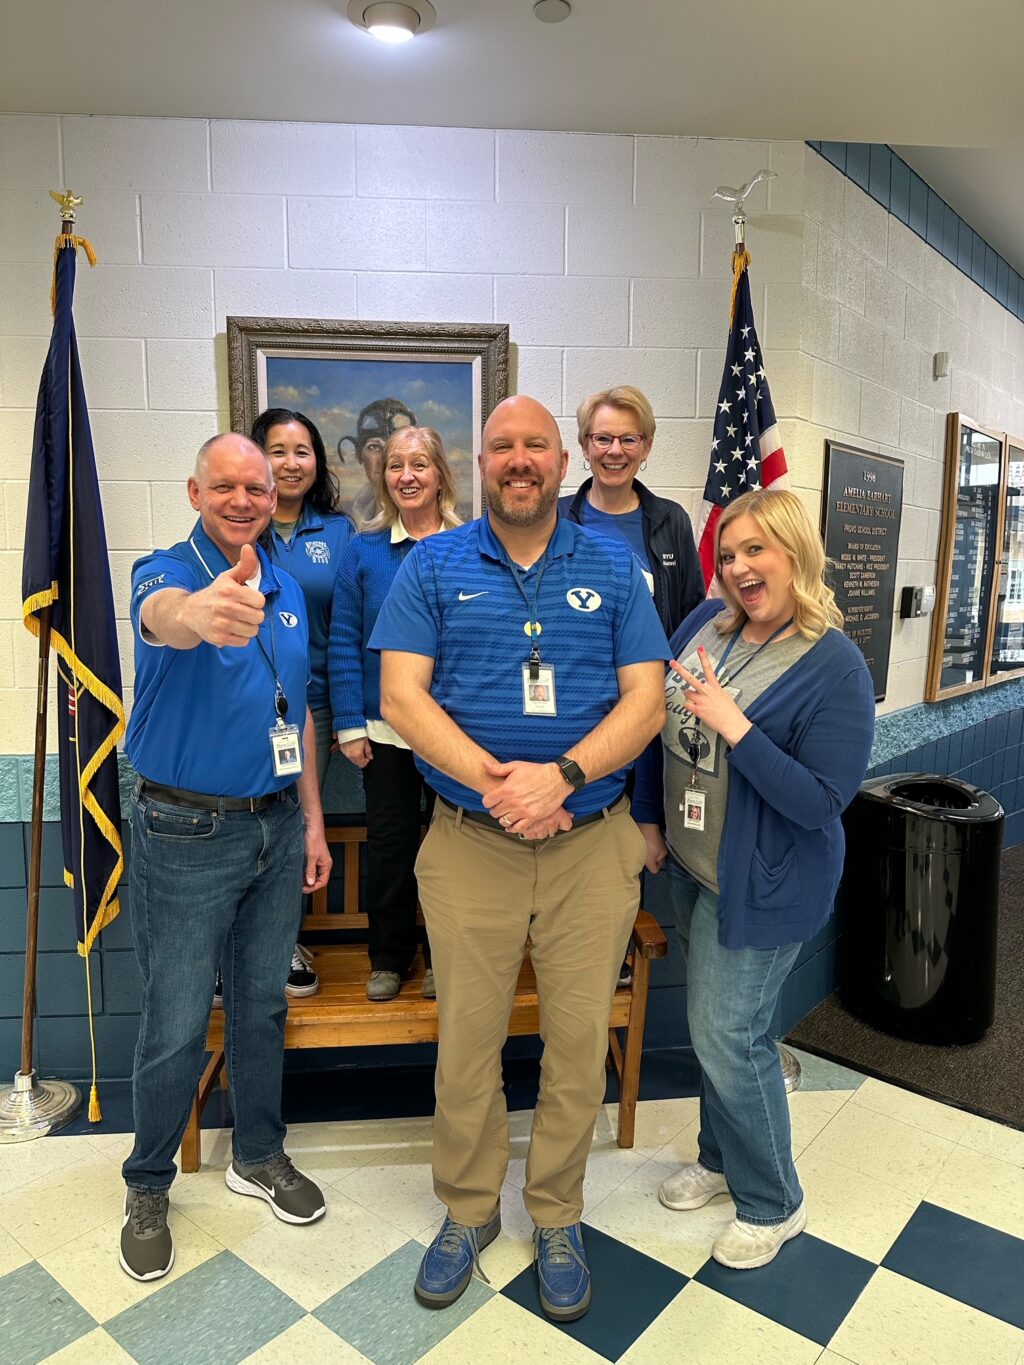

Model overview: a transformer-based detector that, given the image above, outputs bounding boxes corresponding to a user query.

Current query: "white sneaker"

[712,1203,807,1269]
[658,1162,730,1210]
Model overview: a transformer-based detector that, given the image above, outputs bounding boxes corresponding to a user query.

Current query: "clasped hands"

[481,758,573,840]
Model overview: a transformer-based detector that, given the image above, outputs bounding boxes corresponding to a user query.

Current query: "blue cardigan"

[632,600,875,949]
[328,529,416,735]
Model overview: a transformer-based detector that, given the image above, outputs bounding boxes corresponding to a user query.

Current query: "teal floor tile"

[104,1251,304,1365]
[786,1046,866,1091]
[315,1239,493,1365]
[0,1262,96,1365]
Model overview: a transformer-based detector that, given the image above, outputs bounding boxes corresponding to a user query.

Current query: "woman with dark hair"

[255,407,353,996]
[328,426,460,1001]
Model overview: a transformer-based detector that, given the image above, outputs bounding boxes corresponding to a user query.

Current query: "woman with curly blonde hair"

[633,487,874,1271]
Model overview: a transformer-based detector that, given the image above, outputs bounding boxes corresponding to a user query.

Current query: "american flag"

[695,253,787,588]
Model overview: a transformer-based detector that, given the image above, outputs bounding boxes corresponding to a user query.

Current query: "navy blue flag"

[22,234,125,955]
[695,251,788,588]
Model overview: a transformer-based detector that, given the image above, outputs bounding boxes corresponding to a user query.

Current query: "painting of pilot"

[341,397,417,527]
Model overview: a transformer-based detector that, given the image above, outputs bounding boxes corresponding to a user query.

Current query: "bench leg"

[180,1048,226,1174]
[615,953,652,1149]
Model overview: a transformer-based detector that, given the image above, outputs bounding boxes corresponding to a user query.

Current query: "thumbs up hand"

[183,541,267,647]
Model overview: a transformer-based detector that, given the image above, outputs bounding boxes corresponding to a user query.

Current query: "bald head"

[193,432,272,483]
[479,394,568,532]
[482,395,563,452]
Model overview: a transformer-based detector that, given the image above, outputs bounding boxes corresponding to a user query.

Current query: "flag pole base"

[779,1044,802,1094]
[0,1070,82,1143]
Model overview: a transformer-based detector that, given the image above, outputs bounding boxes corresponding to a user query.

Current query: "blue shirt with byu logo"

[266,506,351,710]
[368,515,669,816]
[126,519,310,796]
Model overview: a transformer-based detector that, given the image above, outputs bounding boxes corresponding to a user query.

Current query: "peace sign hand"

[670,645,752,747]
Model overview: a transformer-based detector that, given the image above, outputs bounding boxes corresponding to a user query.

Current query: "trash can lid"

[859,772,1004,823]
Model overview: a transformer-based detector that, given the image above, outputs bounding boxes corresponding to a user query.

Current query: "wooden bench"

[181,824,668,1172]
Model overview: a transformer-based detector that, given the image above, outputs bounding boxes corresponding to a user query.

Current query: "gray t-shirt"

[664,619,814,892]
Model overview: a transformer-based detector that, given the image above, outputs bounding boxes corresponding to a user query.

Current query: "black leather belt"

[139,780,292,813]
[438,794,610,837]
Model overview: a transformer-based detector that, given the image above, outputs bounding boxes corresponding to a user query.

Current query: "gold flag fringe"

[729,246,751,327]
[51,233,97,315]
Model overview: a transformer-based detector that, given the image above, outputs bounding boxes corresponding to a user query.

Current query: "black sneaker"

[225,1154,326,1224]
[285,945,319,997]
[617,957,632,989]
[213,969,224,1009]
[120,1188,174,1281]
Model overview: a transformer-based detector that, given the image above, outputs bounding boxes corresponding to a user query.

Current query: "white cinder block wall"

[2,117,1024,755]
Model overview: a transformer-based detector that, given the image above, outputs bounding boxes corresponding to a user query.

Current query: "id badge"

[522,662,556,716]
[680,789,706,831]
[269,723,303,777]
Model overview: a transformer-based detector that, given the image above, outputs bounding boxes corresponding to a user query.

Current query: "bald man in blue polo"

[119,434,332,1283]
[372,396,669,1321]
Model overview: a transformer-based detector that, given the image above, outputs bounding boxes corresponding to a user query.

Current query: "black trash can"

[838,773,1004,1044]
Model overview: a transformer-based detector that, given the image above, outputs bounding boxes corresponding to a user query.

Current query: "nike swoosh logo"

[458,591,489,601]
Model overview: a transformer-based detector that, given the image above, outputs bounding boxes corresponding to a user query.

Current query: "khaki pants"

[416,797,646,1228]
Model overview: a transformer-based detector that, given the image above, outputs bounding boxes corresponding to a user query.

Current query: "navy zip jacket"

[633,600,876,949]
[559,478,704,637]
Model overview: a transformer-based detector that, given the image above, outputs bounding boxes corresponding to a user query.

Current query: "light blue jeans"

[123,784,304,1190]
[666,856,804,1225]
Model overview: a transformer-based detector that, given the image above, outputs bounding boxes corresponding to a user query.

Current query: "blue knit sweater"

[633,600,876,949]
[328,529,417,735]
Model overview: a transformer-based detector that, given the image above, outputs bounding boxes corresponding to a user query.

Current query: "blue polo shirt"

[126,520,310,797]
[266,506,351,711]
[368,515,669,815]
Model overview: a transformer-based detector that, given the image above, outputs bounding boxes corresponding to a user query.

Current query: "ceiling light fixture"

[348,0,436,43]
[533,0,571,22]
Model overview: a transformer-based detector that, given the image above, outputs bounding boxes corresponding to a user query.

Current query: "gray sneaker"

[120,1188,174,1282]
[421,968,436,1000]
[367,969,401,1001]
[225,1154,326,1224]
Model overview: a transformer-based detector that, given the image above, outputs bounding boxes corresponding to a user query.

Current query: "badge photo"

[269,723,303,777]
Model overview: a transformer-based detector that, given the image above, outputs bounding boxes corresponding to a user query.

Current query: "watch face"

[558,757,585,791]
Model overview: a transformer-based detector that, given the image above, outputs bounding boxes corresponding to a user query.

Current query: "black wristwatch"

[555,755,586,793]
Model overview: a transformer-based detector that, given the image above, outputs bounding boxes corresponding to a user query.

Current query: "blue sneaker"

[534,1222,591,1321]
[414,1210,501,1308]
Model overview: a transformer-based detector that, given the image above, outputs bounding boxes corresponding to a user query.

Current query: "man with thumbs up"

[119,434,332,1283]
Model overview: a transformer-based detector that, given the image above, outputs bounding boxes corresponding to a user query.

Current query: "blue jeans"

[666,857,803,1225]
[122,784,304,1191]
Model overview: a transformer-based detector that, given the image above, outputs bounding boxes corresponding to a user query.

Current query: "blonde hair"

[575,386,656,448]
[714,488,844,641]
[363,426,462,532]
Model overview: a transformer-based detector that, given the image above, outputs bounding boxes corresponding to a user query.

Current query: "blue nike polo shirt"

[369,515,670,816]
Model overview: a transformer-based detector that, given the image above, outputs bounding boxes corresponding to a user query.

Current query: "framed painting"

[227,317,510,525]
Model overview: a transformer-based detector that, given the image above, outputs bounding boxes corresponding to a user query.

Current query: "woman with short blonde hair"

[633,487,874,1271]
[560,385,703,638]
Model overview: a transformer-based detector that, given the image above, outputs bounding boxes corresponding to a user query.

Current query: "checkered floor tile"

[1,1049,1023,1364]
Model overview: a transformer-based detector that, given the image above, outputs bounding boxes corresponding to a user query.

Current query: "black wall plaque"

[820,441,905,701]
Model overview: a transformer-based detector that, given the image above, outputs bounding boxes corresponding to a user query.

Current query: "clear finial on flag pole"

[712,168,776,247]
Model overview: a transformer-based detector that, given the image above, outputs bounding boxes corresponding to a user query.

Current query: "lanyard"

[507,550,549,680]
[686,618,794,779]
[190,536,288,722]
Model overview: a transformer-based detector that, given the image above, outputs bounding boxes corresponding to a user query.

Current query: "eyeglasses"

[587,433,646,453]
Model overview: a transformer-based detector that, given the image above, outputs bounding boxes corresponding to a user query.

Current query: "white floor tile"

[788,1088,856,1156]
[795,1147,920,1263]
[618,1280,819,1364]
[231,1187,408,1311]
[924,1143,1024,1242]
[850,1078,971,1142]
[0,1152,126,1258]
[828,1267,1024,1365]
[172,1164,276,1248]
[0,1134,94,1195]
[0,1221,32,1277]
[957,1112,1024,1169]
[242,1314,372,1362]
[800,1101,954,1198]
[38,1327,135,1363]
[417,1291,605,1363]
[38,1208,222,1322]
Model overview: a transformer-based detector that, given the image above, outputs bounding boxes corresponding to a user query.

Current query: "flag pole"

[0,198,85,1142]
